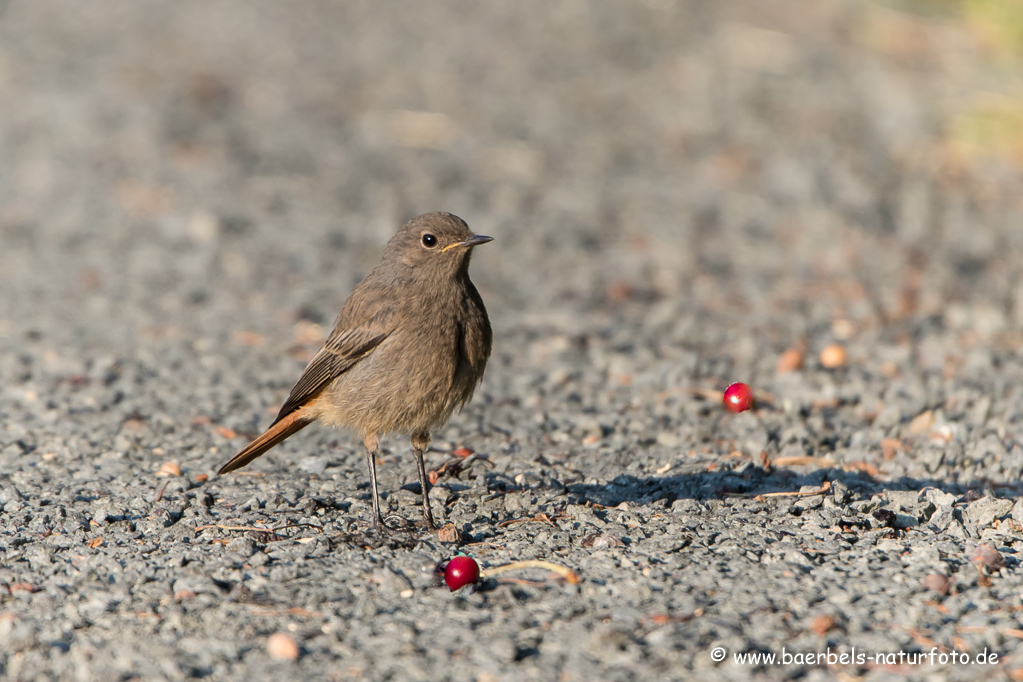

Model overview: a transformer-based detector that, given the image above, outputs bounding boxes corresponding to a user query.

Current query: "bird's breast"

[323,295,487,436]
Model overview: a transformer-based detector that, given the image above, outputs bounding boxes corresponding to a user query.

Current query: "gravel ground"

[2,1,1023,680]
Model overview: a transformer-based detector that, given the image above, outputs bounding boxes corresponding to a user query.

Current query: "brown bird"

[217,212,493,530]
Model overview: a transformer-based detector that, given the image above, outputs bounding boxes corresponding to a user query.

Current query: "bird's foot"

[373,513,418,534]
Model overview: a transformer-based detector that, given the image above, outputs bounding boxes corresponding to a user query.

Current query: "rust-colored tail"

[217,410,314,475]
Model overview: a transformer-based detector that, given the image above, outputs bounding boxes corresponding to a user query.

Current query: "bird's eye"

[421,233,438,248]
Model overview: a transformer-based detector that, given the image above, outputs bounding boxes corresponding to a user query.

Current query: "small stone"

[581,532,625,549]
[965,497,1014,528]
[884,490,918,510]
[872,404,903,428]
[819,344,847,369]
[266,632,299,661]
[924,489,957,507]
[927,505,955,529]
[906,545,941,566]
[655,432,679,447]
[831,480,853,505]
[831,319,855,339]
[0,614,37,651]
[1012,498,1023,524]
[297,456,329,475]
[969,544,1005,572]
[794,495,824,511]
[894,513,918,529]
[921,574,951,595]
[872,509,896,528]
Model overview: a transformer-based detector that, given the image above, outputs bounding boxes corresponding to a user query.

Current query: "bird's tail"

[217,409,313,475]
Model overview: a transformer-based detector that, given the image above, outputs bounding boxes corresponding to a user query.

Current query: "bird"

[217,212,493,530]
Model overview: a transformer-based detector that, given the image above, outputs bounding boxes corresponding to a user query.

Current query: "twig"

[492,578,551,587]
[484,560,580,585]
[247,607,322,618]
[756,481,832,500]
[497,513,560,528]
[194,522,323,535]
[770,456,834,468]
[154,480,170,503]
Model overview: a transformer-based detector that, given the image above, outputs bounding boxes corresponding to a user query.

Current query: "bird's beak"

[443,234,494,251]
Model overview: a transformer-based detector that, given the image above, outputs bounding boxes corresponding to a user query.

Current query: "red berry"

[723,382,754,413]
[444,555,481,591]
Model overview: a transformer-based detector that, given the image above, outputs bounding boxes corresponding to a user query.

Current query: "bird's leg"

[363,432,398,532]
[411,431,438,529]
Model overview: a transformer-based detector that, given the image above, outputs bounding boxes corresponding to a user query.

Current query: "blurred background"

[1,0,1022,442]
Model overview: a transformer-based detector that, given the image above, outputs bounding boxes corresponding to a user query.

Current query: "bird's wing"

[273,298,396,422]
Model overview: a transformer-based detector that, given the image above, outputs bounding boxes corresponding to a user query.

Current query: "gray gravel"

[2,1,1023,680]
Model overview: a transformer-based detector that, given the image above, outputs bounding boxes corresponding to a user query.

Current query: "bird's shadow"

[538,464,1018,509]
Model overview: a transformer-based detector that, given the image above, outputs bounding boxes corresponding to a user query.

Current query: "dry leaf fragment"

[87,536,104,549]
[771,456,834,468]
[757,481,832,499]
[156,461,181,477]
[116,179,173,217]
[292,320,324,346]
[904,626,943,650]
[908,410,935,435]
[776,346,804,373]
[232,331,265,346]
[215,426,237,439]
[844,461,880,477]
[607,281,634,302]
[810,614,836,635]
[881,438,903,460]
[385,110,455,149]
[437,523,465,544]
